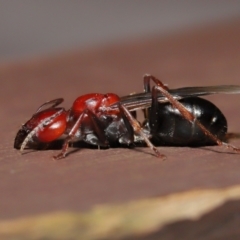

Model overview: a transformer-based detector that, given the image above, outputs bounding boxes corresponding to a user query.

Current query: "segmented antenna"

[20,109,64,152]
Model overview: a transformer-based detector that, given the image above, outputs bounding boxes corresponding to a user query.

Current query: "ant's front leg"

[146,74,240,154]
[53,109,108,160]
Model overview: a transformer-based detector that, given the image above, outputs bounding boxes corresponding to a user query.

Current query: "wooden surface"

[1,19,240,239]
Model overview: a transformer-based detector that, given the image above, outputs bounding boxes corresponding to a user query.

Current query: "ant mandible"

[14,75,240,159]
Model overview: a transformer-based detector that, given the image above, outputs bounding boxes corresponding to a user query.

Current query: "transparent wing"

[118,85,240,111]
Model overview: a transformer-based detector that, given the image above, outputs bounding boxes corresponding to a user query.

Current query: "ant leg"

[86,110,109,146]
[147,75,240,153]
[53,109,108,160]
[143,74,167,130]
[143,74,169,121]
[119,103,166,159]
[53,112,85,160]
[143,74,169,93]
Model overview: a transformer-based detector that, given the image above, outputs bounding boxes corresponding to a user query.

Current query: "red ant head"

[14,99,67,150]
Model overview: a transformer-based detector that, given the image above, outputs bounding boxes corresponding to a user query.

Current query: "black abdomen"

[150,97,227,146]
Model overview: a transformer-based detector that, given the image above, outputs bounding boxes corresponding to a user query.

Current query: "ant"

[14,75,240,159]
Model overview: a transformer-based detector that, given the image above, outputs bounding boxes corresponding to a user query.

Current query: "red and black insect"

[14,75,240,159]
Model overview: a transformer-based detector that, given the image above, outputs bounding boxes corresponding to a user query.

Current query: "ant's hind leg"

[148,74,240,154]
[143,74,169,93]
[143,74,169,122]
